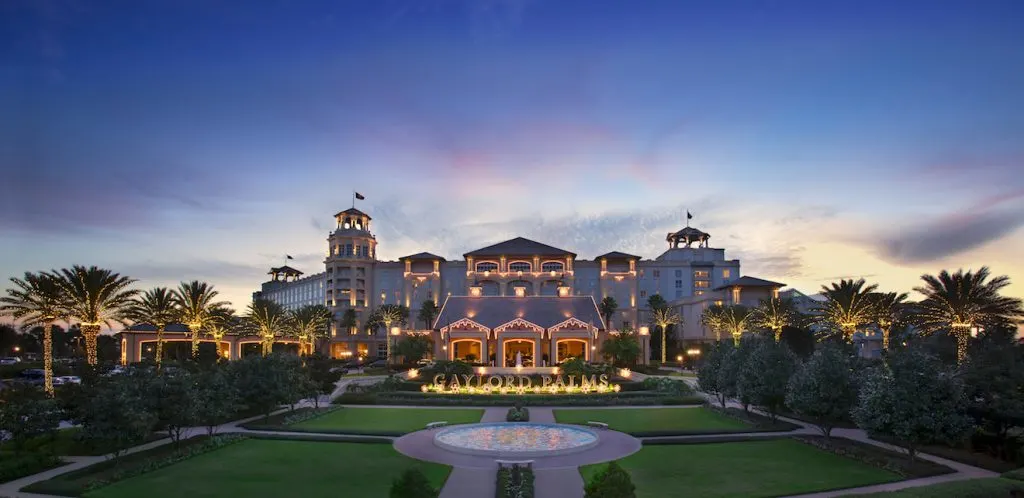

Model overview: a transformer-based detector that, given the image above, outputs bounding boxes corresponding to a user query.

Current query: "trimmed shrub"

[390,468,438,498]
[0,454,63,484]
[1004,468,1024,481]
[507,405,529,422]
[584,461,635,498]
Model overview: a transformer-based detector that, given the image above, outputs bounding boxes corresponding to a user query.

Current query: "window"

[509,261,531,272]
[476,262,498,272]
[345,244,353,256]
[541,261,564,272]
[696,290,706,296]
[675,289,683,298]
[722,269,731,279]
[695,281,710,288]
[675,269,682,278]
[675,280,683,289]
[653,270,660,278]
[694,270,709,278]
[640,290,647,298]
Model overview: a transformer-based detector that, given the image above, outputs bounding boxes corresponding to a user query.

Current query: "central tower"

[326,208,378,340]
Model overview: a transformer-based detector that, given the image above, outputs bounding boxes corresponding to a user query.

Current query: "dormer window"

[509,262,531,272]
[476,262,498,273]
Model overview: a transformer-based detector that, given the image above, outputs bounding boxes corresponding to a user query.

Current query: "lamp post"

[389,326,401,364]
[638,326,650,365]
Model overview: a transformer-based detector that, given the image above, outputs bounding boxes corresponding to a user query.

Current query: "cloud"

[117,260,268,284]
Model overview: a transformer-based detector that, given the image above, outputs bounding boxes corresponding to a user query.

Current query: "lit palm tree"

[701,304,726,341]
[53,265,137,365]
[720,304,754,346]
[174,281,229,359]
[245,298,290,356]
[0,272,66,395]
[650,307,680,363]
[376,304,409,362]
[914,267,1024,365]
[125,287,180,369]
[814,279,879,342]
[288,304,332,355]
[205,306,237,360]
[870,291,908,351]
[752,297,800,342]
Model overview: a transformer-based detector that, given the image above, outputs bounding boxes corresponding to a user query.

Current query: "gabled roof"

[596,251,640,260]
[464,237,576,258]
[334,207,371,220]
[714,275,786,291]
[400,252,446,261]
[269,265,303,276]
[433,296,604,330]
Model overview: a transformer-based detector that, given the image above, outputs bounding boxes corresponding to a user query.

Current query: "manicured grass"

[580,440,902,498]
[2,428,165,457]
[856,477,1024,497]
[84,440,450,498]
[554,407,750,434]
[293,407,483,433]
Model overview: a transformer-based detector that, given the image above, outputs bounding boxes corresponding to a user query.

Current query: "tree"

[395,335,433,363]
[194,367,238,436]
[204,306,237,360]
[599,296,618,329]
[288,304,332,355]
[245,298,290,356]
[125,287,180,369]
[698,342,731,408]
[376,304,409,362]
[719,305,754,346]
[814,279,879,343]
[853,348,973,460]
[339,309,358,335]
[229,353,305,420]
[146,370,198,444]
[52,265,137,365]
[718,339,754,412]
[417,300,440,330]
[601,329,641,367]
[913,267,1024,365]
[174,281,229,359]
[390,467,438,498]
[870,291,908,352]
[786,343,858,439]
[701,304,725,341]
[76,374,157,462]
[650,307,680,363]
[738,337,798,421]
[1,272,67,395]
[584,461,636,498]
[961,332,1024,456]
[0,385,61,455]
[752,297,800,342]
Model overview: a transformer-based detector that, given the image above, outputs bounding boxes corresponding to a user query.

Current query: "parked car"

[416,358,435,367]
[55,375,81,385]
[16,369,46,386]
[0,357,21,365]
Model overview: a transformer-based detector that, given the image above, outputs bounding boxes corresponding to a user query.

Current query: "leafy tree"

[780,326,816,360]
[174,281,230,359]
[339,308,358,335]
[194,367,239,436]
[961,331,1024,454]
[913,267,1024,365]
[395,335,433,363]
[786,343,858,439]
[646,294,667,312]
[417,300,440,330]
[752,297,801,342]
[1,272,67,395]
[146,370,198,444]
[599,296,618,329]
[125,287,180,370]
[650,307,680,363]
[288,304,332,355]
[0,385,61,454]
[853,348,973,460]
[698,342,731,408]
[814,278,879,343]
[245,298,291,356]
[601,329,641,367]
[52,265,138,365]
[389,467,438,498]
[230,353,305,420]
[870,291,908,351]
[718,339,754,412]
[584,461,636,498]
[738,337,798,421]
[77,374,157,462]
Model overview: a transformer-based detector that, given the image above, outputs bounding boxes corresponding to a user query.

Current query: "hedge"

[1004,468,1024,481]
[795,436,952,479]
[496,465,534,498]
[238,407,339,430]
[0,454,64,484]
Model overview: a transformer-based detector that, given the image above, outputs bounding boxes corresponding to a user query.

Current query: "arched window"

[541,262,564,272]
[509,261,531,272]
[476,262,498,273]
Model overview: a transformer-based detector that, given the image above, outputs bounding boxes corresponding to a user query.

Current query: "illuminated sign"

[425,374,620,395]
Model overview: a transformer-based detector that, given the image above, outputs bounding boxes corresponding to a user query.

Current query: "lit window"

[476,262,498,272]
[509,262,531,272]
[722,269,731,279]
[694,270,709,278]
[541,262,564,272]
[696,290,705,296]
[695,281,710,288]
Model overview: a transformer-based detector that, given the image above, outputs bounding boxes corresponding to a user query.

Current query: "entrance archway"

[556,339,588,363]
[450,339,483,363]
[502,339,535,367]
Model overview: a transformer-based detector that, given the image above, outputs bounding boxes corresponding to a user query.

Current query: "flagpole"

[352,191,355,209]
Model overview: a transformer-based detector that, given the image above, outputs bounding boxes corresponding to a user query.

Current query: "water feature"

[433,422,599,457]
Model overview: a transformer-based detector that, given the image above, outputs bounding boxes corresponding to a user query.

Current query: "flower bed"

[496,465,534,498]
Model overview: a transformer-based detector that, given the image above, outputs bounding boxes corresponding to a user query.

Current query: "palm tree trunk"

[82,323,101,365]
[774,327,782,343]
[43,322,54,396]
[882,327,890,351]
[190,324,201,358]
[733,331,741,346]
[660,325,666,363]
[156,326,165,369]
[955,329,969,366]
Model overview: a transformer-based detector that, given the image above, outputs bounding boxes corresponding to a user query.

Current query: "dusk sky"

[2,0,1023,312]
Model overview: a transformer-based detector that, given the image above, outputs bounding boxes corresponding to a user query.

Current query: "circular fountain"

[432,422,600,457]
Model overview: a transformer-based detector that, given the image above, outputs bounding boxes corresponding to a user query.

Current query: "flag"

[355,192,365,200]
[687,211,693,220]
[286,255,294,260]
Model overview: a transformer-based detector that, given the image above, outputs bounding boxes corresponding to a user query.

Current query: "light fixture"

[687,348,702,356]
[638,326,649,336]
[676,355,683,362]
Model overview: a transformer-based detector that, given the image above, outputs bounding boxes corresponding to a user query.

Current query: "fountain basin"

[433,422,600,457]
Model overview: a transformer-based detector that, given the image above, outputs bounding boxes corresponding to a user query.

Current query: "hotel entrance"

[503,339,534,367]
[556,339,588,363]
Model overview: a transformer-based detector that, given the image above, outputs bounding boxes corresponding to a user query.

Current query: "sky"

[1,0,1023,313]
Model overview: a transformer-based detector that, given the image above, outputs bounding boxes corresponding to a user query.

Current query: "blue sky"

[2,0,1023,310]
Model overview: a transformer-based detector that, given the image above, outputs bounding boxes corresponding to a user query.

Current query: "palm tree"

[599,296,618,329]
[815,279,879,342]
[53,265,137,365]
[701,304,726,341]
[376,304,409,362]
[650,307,680,363]
[205,306,237,359]
[720,305,754,346]
[1,272,66,395]
[914,267,1024,365]
[870,291,908,351]
[288,304,332,355]
[752,297,800,342]
[417,300,440,330]
[245,298,290,356]
[124,287,180,369]
[339,309,358,335]
[174,281,229,359]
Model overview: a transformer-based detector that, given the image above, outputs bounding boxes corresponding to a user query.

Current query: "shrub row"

[795,436,953,479]
[496,465,534,498]
[238,407,338,430]
[333,391,704,407]
[0,454,64,485]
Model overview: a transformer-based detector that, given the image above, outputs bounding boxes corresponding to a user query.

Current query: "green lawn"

[85,440,450,498]
[293,407,483,433]
[856,478,1024,497]
[580,440,902,498]
[554,407,750,434]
